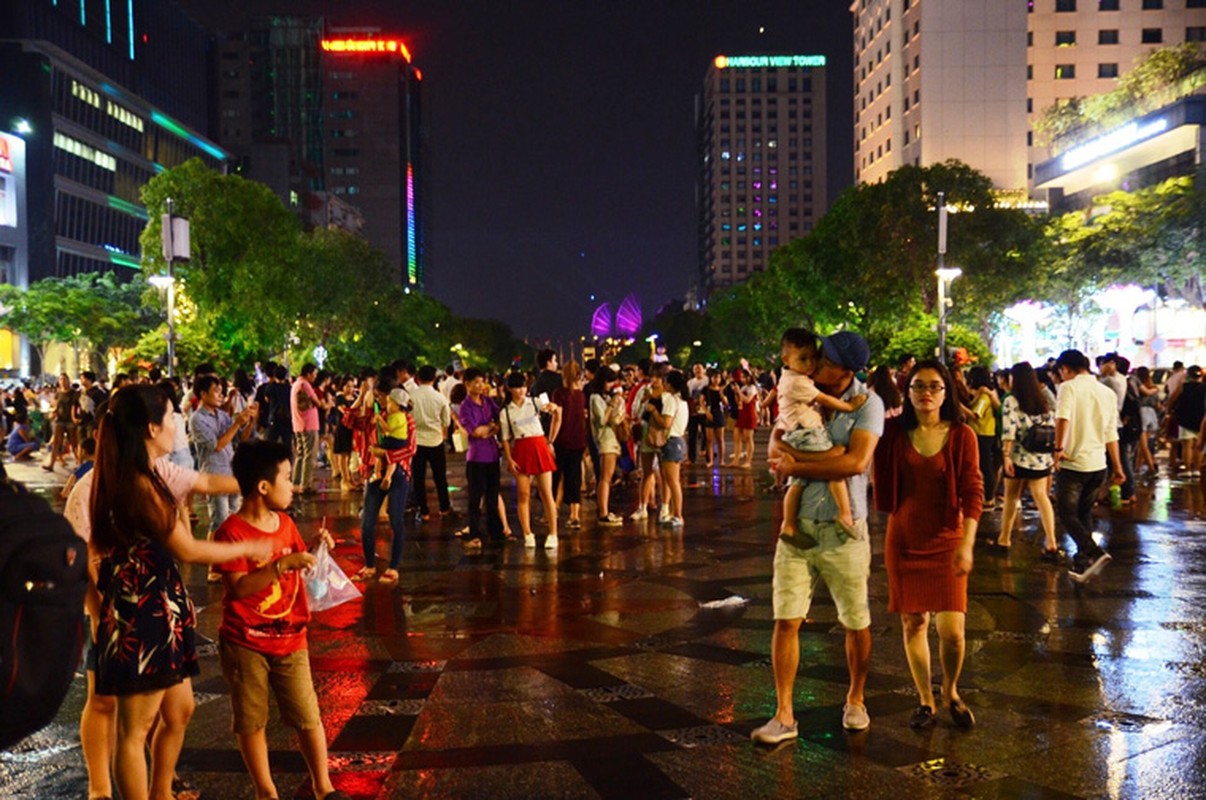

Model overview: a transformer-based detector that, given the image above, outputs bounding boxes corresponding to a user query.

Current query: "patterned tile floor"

[5,438,1206,798]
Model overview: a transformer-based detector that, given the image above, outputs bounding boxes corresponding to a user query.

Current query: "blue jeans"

[1054,467,1107,565]
[207,493,240,533]
[360,473,410,571]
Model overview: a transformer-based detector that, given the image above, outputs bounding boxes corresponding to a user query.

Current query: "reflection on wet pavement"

[5,443,1206,798]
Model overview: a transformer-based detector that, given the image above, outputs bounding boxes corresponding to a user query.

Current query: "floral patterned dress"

[95,536,198,696]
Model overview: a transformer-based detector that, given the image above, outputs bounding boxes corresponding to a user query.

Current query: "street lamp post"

[153,198,190,377]
[934,192,962,363]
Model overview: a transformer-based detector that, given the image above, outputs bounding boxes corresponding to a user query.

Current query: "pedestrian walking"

[874,360,982,730]
[409,365,454,520]
[997,362,1058,557]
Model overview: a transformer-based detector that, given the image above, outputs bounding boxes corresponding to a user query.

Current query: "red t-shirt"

[215,512,310,656]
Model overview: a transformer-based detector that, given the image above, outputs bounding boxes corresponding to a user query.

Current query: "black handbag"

[1021,420,1056,454]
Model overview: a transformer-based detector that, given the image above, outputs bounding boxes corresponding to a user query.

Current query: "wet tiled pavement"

[5,437,1206,798]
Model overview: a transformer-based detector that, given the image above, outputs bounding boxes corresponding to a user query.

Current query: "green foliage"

[709,160,1043,360]
[1043,176,1206,305]
[879,316,991,369]
[0,272,157,374]
[1035,44,1206,147]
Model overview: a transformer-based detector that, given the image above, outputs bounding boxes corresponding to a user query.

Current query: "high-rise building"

[1027,0,1206,204]
[697,54,828,295]
[0,0,228,287]
[851,0,1030,191]
[216,20,426,287]
[850,0,1206,196]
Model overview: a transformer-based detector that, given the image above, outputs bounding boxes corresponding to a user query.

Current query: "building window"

[1098,63,1119,78]
[1027,64,1034,79]
[1055,64,1076,79]
[1141,28,1163,44]
[1056,31,1076,46]
[1187,27,1206,42]
[1189,0,1206,8]
[1026,97,1033,112]
[1099,29,1119,44]
[1099,0,1120,8]
[1141,0,1162,8]
[1027,31,1033,46]
[1056,0,1076,11]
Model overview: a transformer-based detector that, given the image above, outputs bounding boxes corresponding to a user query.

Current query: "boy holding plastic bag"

[214,440,352,800]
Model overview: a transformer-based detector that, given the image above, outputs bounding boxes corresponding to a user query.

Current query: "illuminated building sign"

[1060,117,1170,171]
[0,138,11,173]
[321,38,412,62]
[714,54,826,69]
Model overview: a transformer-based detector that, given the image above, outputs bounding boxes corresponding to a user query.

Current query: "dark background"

[180,0,854,338]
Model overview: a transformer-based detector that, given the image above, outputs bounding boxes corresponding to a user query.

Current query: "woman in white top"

[588,366,625,526]
[644,370,690,527]
[500,372,562,549]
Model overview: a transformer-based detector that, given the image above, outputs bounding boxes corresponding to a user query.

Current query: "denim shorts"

[660,436,686,463]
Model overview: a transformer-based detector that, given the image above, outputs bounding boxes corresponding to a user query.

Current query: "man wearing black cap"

[1054,349,1125,584]
[752,331,884,742]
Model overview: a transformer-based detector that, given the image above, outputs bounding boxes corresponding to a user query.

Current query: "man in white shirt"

[1054,349,1126,584]
[410,365,453,520]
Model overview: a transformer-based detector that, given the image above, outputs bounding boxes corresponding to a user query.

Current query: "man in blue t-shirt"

[752,331,885,743]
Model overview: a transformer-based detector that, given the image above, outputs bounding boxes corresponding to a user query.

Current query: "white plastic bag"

[303,541,361,612]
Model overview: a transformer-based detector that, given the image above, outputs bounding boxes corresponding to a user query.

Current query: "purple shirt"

[457,395,501,463]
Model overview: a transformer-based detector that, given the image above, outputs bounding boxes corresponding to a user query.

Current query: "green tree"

[0,279,85,371]
[139,158,303,362]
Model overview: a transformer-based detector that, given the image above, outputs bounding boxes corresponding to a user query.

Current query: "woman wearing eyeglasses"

[873,359,982,731]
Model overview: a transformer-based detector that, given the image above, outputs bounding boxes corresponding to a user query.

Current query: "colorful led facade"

[217,20,426,287]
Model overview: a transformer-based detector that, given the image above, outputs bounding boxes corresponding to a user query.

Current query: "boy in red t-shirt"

[215,440,349,800]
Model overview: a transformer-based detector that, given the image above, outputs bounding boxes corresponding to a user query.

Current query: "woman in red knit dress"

[874,360,983,730]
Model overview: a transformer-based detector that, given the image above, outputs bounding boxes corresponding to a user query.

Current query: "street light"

[159,198,190,377]
[936,267,962,362]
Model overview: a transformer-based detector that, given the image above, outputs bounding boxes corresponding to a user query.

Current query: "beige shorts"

[1177,427,1200,442]
[219,637,321,734]
[772,518,872,630]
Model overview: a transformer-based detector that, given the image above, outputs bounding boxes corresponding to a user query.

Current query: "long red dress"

[875,420,982,614]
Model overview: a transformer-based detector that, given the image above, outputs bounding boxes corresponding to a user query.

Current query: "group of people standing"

[752,331,1199,745]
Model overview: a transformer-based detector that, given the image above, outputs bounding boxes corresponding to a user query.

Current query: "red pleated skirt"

[512,436,557,475]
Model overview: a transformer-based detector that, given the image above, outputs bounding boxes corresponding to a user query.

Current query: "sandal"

[378,569,399,585]
[351,566,375,582]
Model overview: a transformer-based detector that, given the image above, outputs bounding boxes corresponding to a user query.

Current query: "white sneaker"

[668,516,683,528]
[658,503,671,523]
[544,535,559,550]
[598,513,623,526]
[523,533,536,548]
[751,718,798,744]
[629,507,648,521]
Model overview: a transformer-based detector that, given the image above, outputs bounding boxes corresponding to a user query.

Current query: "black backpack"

[0,480,88,749]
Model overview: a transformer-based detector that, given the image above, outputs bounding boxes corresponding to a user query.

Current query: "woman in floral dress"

[91,384,271,800]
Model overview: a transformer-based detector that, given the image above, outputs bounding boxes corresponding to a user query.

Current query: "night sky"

[181,0,854,340]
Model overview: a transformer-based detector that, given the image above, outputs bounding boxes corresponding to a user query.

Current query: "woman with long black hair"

[91,385,271,800]
[998,362,1058,556]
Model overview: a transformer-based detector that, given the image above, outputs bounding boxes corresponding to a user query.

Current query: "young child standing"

[372,387,413,490]
[214,440,350,800]
[776,328,866,540]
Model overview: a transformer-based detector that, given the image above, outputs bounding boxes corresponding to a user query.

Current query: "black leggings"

[552,446,584,504]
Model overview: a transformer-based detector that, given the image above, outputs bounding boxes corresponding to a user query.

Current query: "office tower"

[1028,0,1206,207]
[697,54,828,295]
[851,0,1030,191]
[0,0,228,286]
[216,20,426,287]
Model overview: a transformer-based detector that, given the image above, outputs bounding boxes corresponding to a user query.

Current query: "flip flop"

[378,569,400,585]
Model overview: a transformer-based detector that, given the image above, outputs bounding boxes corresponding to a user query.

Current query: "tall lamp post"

[150,198,190,377]
[934,191,962,362]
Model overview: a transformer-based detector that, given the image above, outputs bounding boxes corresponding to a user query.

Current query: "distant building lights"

[12,118,32,136]
[714,54,826,69]
[321,38,412,62]
[1060,117,1169,172]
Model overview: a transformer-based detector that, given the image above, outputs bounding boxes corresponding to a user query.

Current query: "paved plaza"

[4,435,1206,799]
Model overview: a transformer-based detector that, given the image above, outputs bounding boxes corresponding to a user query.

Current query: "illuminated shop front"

[0,131,30,374]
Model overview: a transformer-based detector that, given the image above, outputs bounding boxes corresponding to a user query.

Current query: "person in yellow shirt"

[963,367,1000,511]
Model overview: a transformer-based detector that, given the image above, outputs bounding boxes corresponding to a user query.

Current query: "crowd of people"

[4,335,1205,796]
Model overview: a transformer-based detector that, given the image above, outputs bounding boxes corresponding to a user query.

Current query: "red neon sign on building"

[320,38,412,62]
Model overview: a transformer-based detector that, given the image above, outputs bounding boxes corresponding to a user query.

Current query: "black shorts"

[1009,465,1051,481]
